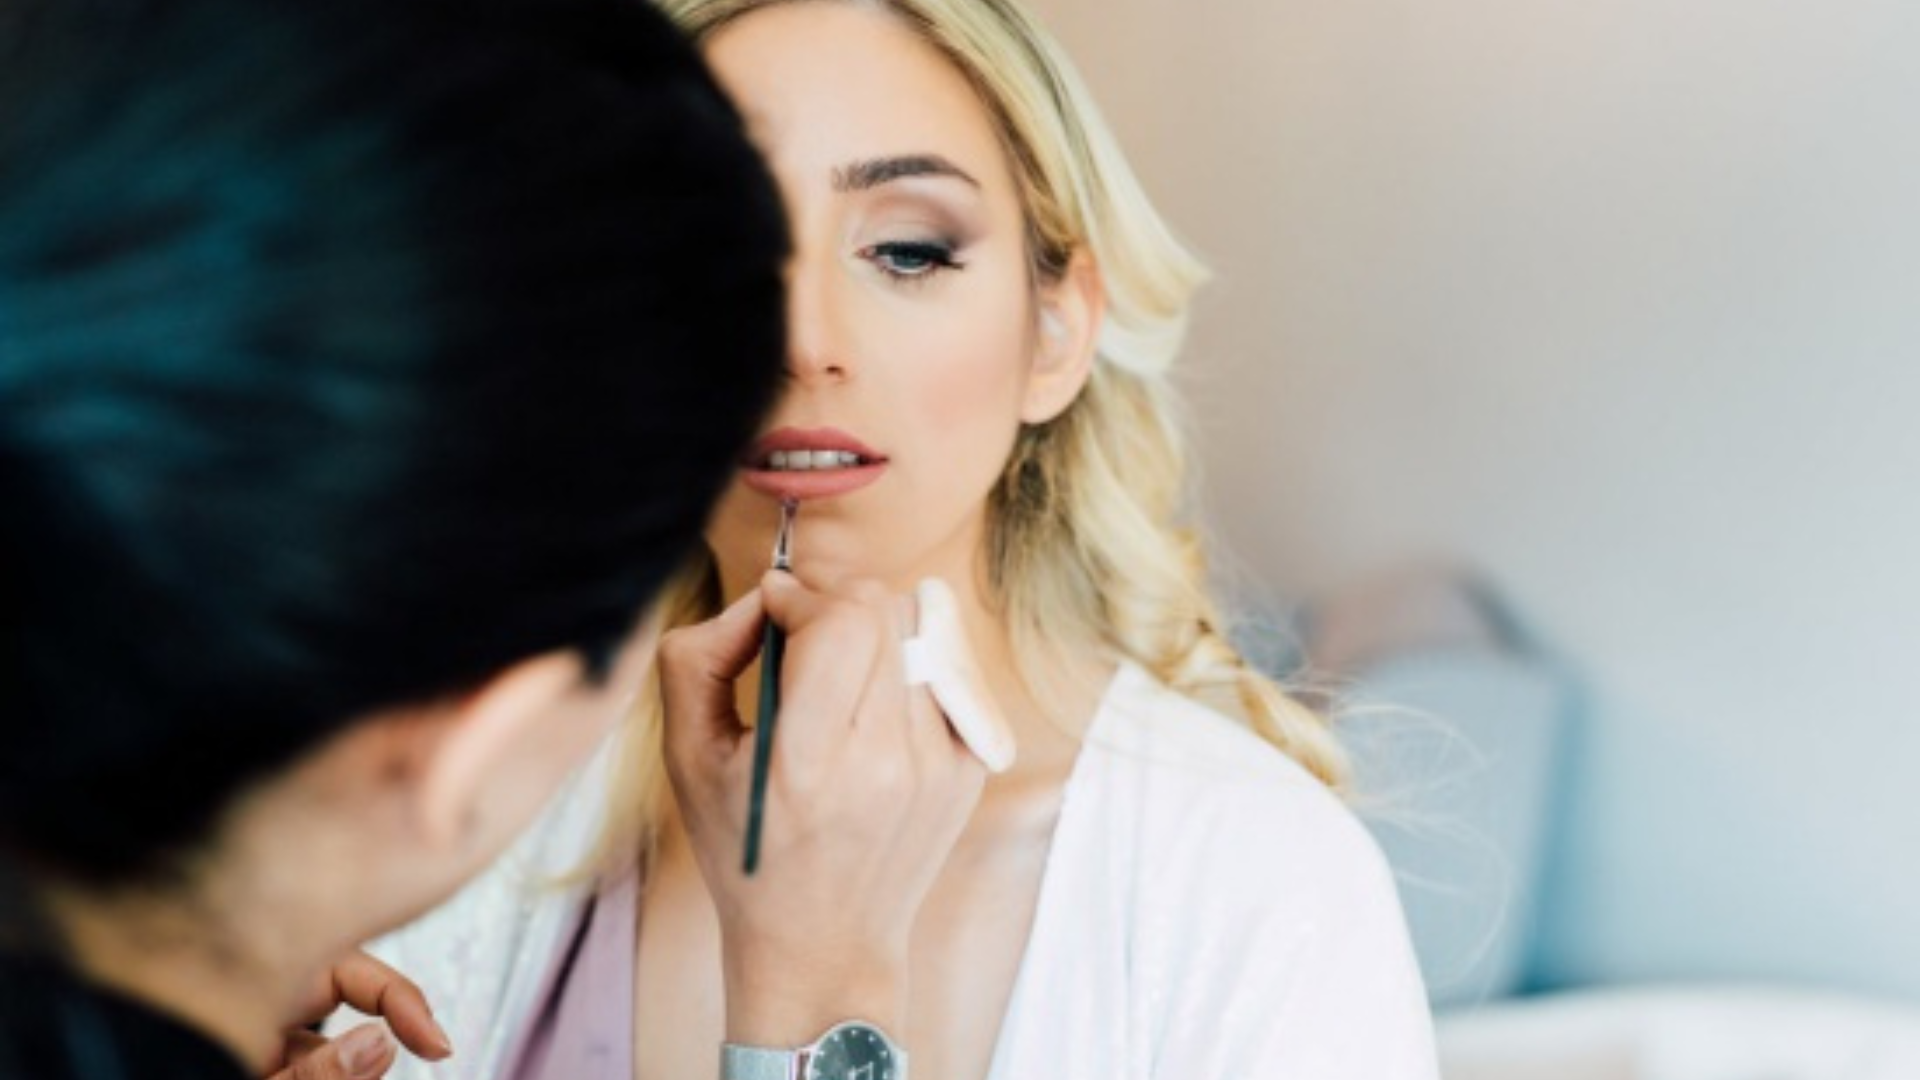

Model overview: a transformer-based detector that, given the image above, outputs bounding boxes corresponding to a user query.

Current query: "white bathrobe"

[352,662,1440,1079]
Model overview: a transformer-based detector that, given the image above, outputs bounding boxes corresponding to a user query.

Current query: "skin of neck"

[37,768,400,1071]
[30,631,644,1070]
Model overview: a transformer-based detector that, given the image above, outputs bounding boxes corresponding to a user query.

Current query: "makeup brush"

[743,498,796,875]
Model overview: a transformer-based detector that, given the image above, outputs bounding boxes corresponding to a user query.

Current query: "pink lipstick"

[740,426,888,501]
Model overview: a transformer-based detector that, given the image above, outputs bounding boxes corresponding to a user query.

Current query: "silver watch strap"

[720,1043,801,1080]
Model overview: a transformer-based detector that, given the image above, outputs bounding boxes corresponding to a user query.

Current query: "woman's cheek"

[906,302,1031,452]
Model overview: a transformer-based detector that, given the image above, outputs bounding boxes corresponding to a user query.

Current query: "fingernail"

[339,1024,394,1079]
[429,1015,454,1058]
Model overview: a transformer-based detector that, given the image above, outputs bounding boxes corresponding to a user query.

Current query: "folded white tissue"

[902,577,1018,773]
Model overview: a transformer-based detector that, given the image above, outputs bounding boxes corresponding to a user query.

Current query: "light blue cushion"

[1341,649,1573,1009]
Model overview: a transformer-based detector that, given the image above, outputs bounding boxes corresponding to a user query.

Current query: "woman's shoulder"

[1081,662,1394,902]
[1087,661,1346,803]
[1025,663,1436,1077]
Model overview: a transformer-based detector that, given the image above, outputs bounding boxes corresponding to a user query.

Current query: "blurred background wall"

[1027,0,1920,1000]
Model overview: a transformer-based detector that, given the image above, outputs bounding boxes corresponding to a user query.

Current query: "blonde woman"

[366,1,1439,1077]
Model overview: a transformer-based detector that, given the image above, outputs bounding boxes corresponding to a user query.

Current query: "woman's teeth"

[766,449,863,471]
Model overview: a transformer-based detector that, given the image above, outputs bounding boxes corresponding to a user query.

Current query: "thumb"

[271,1024,395,1080]
[658,587,765,761]
[757,568,846,636]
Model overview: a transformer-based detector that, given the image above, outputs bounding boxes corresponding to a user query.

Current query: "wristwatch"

[721,1020,908,1080]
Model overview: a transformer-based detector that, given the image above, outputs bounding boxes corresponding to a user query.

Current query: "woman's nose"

[784,257,850,385]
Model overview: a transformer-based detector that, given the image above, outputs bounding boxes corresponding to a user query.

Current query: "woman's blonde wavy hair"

[599,0,1349,873]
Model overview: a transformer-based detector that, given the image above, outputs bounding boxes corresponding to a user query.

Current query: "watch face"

[805,1022,900,1080]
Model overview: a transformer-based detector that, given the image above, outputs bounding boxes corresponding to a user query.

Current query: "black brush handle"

[742,615,784,875]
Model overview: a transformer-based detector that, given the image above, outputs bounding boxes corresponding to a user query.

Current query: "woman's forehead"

[704,3,1010,194]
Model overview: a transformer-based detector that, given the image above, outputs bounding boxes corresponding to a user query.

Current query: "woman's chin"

[788,554,907,594]
[709,544,906,598]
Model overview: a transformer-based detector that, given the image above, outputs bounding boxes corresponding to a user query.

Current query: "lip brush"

[743,498,796,875]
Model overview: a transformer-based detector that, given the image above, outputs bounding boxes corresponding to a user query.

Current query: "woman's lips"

[741,463,887,501]
[740,426,889,502]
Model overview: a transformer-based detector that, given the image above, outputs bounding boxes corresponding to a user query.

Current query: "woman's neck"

[41,863,355,1072]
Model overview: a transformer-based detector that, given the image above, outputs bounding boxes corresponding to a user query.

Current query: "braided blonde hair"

[601,0,1347,871]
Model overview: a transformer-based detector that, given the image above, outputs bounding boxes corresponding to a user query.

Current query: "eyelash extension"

[859,240,965,282]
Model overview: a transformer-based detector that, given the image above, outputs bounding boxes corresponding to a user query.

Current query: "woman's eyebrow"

[831,154,981,192]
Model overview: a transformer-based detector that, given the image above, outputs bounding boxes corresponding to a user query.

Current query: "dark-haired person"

[0,1,983,1078]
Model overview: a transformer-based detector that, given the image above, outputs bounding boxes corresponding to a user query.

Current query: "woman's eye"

[860,240,962,280]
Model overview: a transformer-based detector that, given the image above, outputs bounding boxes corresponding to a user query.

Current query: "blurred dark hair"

[0,0,786,889]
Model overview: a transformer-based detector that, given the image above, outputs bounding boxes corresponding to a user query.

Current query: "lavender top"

[505,870,638,1080]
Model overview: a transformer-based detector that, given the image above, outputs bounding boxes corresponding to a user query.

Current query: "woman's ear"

[1021,250,1105,424]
